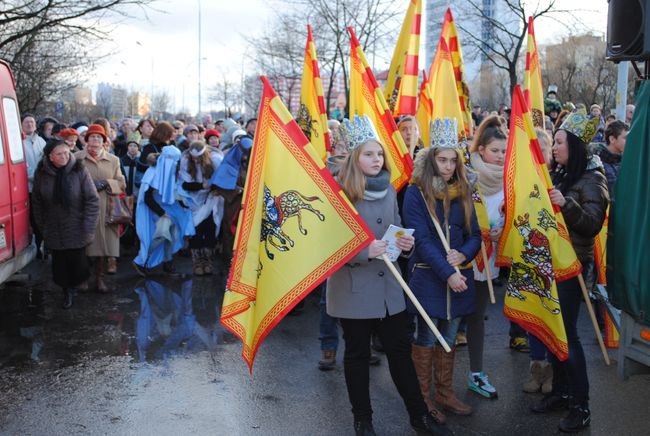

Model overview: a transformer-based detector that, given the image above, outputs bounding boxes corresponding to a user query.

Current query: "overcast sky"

[90,0,609,114]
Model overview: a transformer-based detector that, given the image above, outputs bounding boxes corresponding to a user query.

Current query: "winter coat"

[402,184,482,320]
[74,149,126,257]
[326,186,407,319]
[594,144,621,204]
[558,167,609,265]
[32,154,99,250]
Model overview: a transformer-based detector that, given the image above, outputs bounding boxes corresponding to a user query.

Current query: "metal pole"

[615,62,629,121]
[198,0,202,117]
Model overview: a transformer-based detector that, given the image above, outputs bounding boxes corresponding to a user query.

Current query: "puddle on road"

[0,275,238,370]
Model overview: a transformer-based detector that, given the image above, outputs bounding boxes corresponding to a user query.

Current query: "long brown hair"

[470,114,507,153]
[338,140,391,203]
[187,141,214,180]
[410,147,474,231]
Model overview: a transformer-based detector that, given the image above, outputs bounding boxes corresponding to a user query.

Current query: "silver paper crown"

[340,115,379,150]
[430,118,460,149]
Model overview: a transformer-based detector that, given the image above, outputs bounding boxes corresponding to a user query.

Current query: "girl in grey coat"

[326,116,450,436]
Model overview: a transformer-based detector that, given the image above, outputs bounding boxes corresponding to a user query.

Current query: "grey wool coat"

[32,154,100,250]
[326,186,407,319]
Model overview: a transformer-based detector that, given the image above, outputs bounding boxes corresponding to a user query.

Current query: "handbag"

[106,193,133,225]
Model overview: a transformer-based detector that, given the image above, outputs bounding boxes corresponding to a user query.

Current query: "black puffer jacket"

[558,167,609,265]
[32,154,100,250]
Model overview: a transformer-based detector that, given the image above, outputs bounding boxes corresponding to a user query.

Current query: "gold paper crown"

[559,108,600,144]
[429,118,460,149]
[340,115,380,150]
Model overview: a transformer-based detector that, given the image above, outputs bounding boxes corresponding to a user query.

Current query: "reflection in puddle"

[135,279,221,362]
[0,277,235,369]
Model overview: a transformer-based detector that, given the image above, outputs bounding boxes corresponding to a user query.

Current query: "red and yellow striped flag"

[603,308,620,348]
[497,86,584,360]
[523,16,545,129]
[221,76,374,371]
[441,7,473,137]
[415,69,432,148]
[428,37,492,270]
[594,206,609,285]
[349,27,413,191]
[384,0,421,116]
[297,25,331,162]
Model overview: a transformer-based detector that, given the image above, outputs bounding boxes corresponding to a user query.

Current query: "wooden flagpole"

[381,254,451,352]
[480,241,496,304]
[577,273,611,365]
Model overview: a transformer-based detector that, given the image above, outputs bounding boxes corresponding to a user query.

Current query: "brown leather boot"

[106,257,117,274]
[95,257,109,293]
[412,344,446,424]
[433,346,472,415]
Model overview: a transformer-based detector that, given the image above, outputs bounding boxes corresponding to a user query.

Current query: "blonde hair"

[535,128,553,166]
[338,140,391,203]
[410,147,474,231]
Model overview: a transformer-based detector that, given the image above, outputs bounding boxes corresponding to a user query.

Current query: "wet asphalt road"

[1,254,649,436]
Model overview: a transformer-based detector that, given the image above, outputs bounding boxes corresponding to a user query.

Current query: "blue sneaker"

[468,371,498,399]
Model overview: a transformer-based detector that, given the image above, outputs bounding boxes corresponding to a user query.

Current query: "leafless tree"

[248,0,401,115]
[151,90,171,117]
[542,34,629,110]
[0,0,153,113]
[456,0,574,97]
[208,73,241,117]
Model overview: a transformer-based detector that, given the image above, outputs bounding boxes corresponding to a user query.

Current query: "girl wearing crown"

[326,115,448,436]
[402,117,482,421]
[531,108,608,433]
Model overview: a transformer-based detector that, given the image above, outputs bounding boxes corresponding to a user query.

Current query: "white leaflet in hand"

[380,224,414,262]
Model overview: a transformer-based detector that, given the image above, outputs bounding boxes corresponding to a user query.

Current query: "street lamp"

[198,0,202,117]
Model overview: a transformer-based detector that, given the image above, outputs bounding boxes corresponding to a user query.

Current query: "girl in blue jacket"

[403,118,482,421]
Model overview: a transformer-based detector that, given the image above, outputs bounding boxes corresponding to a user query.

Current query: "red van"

[0,59,35,284]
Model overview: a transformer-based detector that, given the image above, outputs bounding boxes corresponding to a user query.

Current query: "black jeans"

[339,310,427,422]
[549,276,590,406]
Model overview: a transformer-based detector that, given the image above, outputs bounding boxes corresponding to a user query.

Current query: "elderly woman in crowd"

[74,124,126,291]
[33,140,99,308]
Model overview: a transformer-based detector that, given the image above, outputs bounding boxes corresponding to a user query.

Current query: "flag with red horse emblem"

[497,86,583,361]
[221,76,374,371]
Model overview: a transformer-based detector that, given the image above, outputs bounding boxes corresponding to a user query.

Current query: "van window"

[0,121,4,164]
[3,98,24,163]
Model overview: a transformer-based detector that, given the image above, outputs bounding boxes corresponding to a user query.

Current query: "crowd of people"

[22,86,629,435]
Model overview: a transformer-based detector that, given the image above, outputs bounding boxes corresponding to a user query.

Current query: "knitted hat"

[84,124,107,142]
[204,128,220,139]
[59,128,79,139]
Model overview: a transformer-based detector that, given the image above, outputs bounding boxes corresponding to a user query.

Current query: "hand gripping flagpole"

[381,254,451,352]
[577,273,611,365]
[418,189,461,275]
[480,242,496,304]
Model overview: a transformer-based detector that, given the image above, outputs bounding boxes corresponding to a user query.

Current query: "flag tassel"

[577,274,611,365]
[381,254,451,352]
[481,242,496,304]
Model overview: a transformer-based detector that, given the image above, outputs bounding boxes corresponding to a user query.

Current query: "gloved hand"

[94,179,108,191]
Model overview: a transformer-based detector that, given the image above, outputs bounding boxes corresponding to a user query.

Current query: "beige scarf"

[470,152,504,196]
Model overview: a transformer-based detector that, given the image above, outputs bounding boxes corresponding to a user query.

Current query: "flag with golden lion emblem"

[221,77,374,371]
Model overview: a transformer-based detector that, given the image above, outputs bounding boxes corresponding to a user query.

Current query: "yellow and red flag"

[441,7,473,137]
[594,207,608,285]
[384,0,422,116]
[415,69,432,148]
[603,308,620,348]
[496,85,584,360]
[221,76,374,371]
[428,37,492,270]
[523,16,545,129]
[297,25,331,162]
[349,27,413,190]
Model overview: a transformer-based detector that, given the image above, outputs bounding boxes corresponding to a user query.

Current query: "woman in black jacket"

[531,109,609,433]
[32,140,99,309]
